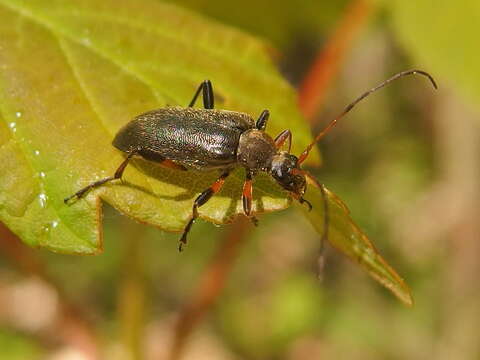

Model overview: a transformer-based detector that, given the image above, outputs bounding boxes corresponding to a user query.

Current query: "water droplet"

[43,225,50,232]
[34,150,40,156]
[15,111,22,118]
[9,122,16,133]
[39,172,46,179]
[51,220,59,228]
[38,193,48,208]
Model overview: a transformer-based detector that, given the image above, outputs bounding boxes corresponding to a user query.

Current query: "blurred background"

[1,0,479,359]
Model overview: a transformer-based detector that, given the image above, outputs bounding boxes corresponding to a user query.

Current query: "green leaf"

[0,330,42,360]
[0,0,316,254]
[296,182,413,306]
[385,0,480,107]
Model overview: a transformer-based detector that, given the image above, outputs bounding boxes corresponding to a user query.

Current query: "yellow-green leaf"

[296,183,413,306]
[0,0,316,254]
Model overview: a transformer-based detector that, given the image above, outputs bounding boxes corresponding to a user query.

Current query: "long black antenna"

[298,70,437,164]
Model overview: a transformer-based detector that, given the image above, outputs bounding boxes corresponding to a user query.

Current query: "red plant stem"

[169,217,251,360]
[0,223,99,359]
[298,0,373,120]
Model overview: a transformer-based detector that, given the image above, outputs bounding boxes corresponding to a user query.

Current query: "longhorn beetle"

[65,70,437,250]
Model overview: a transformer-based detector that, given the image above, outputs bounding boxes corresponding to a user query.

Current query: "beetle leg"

[298,197,313,211]
[242,170,258,226]
[64,150,137,204]
[317,182,329,280]
[255,110,270,130]
[302,170,329,279]
[188,80,214,109]
[274,130,292,153]
[179,171,230,251]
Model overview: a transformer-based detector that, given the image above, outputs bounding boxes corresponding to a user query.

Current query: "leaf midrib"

[49,9,274,78]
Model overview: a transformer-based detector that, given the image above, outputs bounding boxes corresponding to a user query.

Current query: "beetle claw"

[64,193,80,205]
[178,236,187,252]
[300,197,313,212]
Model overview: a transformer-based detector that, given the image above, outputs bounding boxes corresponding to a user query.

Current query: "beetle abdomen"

[113,107,255,170]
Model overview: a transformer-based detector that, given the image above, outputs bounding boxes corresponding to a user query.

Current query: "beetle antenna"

[297,69,437,164]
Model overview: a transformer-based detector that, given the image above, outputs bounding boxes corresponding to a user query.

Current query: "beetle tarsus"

[178,232,188,252]
[299,197,313,212]
[179,171,230,250]
[64,194,76,204]
[179,218,194,252]
[64,151,136,204]
[64,176,115,204]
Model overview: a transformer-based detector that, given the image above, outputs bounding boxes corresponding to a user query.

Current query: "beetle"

[65,70,436,250]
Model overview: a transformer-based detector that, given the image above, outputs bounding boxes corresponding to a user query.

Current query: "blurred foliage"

[219,273,323,357]
[0,330,42,360]
[298,184,412,305]
[163,0,349,49]
[387,0,480,107]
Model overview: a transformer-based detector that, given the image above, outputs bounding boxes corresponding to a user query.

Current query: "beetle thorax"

[237,129,276,171]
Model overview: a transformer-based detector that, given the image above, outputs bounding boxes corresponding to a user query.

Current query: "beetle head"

[270,152,306,197]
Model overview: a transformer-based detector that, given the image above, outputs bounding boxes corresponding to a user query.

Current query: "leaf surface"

[0,0,315,253]
[296,182,413,306]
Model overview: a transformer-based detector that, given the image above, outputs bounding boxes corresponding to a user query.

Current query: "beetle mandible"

[65,70,437,250]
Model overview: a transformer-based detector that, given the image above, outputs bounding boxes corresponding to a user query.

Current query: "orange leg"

[179,171,230,251]
[242,171,258,226]
[274,129,292,152]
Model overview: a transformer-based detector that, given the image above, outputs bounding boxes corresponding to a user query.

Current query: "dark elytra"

[65,72,437,251]
[113,107,273,171]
